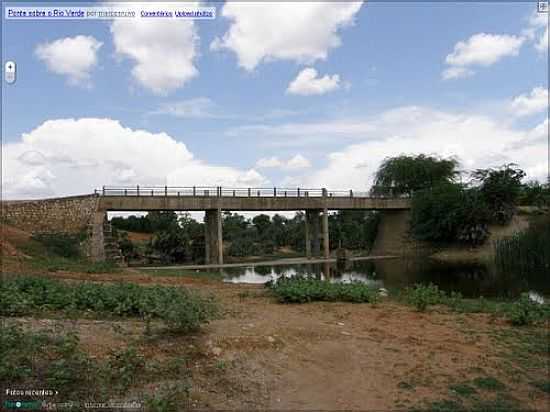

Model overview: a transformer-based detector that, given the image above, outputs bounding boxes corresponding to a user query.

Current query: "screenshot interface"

[1,1,549,411]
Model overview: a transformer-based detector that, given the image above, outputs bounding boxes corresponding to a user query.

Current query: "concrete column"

[322,208,330,259]
[89,211,107,262]
[205,209,223,265]
[304,212,311,259]
[305,209,321,257]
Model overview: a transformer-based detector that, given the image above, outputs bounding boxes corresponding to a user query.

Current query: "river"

[221,258,549,299]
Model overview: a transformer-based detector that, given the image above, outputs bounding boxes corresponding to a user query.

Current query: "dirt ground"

[1,222,548,410]
[4,266,549,411]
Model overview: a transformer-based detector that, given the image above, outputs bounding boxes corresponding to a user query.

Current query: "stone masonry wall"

[1,195,100,234]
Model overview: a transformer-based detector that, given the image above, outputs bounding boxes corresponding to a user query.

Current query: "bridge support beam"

[205,209,223,265]
[322,208,330,259]
[305,209,321,257]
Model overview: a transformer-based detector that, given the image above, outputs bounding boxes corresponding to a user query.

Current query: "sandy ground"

[1,223,548,410]
[4,269,549,411]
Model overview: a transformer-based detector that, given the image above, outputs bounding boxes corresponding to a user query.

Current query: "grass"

[1,324,193,404]
[472,376,506,391]
[17,236,121,274]
[0,276,219,333]
[138,268,223,280]
[449,383,477,398]
[400,284,550,325]
[494,215,550,277]
[266,275,379,303]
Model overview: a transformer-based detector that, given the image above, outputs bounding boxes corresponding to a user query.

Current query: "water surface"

[221,258,549,299]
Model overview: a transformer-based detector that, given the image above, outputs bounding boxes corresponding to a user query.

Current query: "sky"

[1,0,549,200]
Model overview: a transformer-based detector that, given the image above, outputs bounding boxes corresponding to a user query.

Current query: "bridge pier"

[305,209,321,258]
[322,208,330,259]
[205,208,223,265]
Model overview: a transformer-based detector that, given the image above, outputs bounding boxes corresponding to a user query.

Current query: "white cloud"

[110,2,199,94]
[443,33,524,80]
[287,68,341,95]
[256,156,283,168]
[441,66,474,80]
[286,154,312,170]
[237,106,547,189]
[211,2,362,70]
[299,107,548,189]
[256,154,312,170]
[2,118,268,199]
[152,98,220,119]
[35,35,103,86]
[524,10,548,54]
[510,86,549,117]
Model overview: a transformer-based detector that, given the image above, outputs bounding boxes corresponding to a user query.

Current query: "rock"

[337,322,345,326]
[267,336,275,343]
[211,347,222,356]
[341,331,351,336]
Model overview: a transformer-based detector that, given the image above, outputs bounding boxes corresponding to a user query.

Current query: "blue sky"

[2,1,548,199]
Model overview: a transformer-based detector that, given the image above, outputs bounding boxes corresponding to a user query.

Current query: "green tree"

[471,164,526,224]
[371,154,459,196]
[410,183,490,245]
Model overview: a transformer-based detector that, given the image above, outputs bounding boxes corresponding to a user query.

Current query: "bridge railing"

[96,186,408,199]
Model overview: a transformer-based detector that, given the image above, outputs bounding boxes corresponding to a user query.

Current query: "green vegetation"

[266,276,379,303]
[31,232,87,258]
[410,184,490,246]
[1,324,193,403]
[369,156,546,248]
[471,164,526,224]
[329,210,380,251]
[403,283,446,311]
[449,383,477,397]
[494,215,550,277]
[402,283,550,324]
[370,154,459,196]
[0,276,218,333]
[507,292,548,326]
[18,233,120,273]
[1,325,96,399]
[472,376,505,391]
[518,181,550,207]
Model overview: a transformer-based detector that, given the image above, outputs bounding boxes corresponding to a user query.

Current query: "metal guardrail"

[96,186,408,199]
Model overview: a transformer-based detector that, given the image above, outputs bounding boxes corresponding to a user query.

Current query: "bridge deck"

[97,186,411,211]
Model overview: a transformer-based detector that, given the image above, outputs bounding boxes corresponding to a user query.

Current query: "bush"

[0,325,94,397]
[508,293,547,326]
[32,233,85,258]
[0,277,219,333]
[411,184,490,246]
[267,276,378,304]
[404,283,446,311]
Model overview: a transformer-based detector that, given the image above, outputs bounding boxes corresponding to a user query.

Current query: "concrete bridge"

[97,186,411,265]
[2,186,412,264]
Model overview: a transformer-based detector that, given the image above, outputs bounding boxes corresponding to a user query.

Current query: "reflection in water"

[222,258,550,299]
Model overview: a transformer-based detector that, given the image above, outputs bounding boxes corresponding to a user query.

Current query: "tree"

[410,183,490,246]
[252,214,271,237]
[371,154,460,196]
[471,164,526,224]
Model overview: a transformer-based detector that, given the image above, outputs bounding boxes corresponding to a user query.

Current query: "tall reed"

[494,215,550,276]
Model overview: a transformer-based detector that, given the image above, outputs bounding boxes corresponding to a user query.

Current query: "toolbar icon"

[5,61,16,84]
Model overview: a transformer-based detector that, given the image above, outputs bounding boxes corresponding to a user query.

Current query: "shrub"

[0,276,219,333]
[411,184,490,246]
[32,233,85,258]
[507,293,546,326]
[404,283,446,311]
[267,276,378,304]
